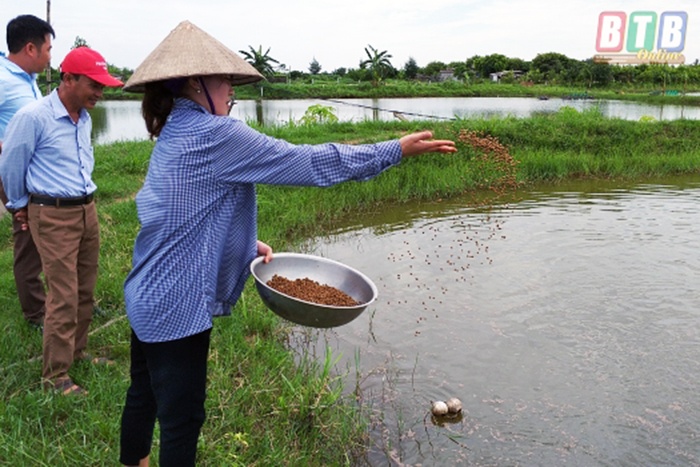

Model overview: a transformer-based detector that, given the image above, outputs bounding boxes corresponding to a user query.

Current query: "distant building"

[437,69,458,82]
[489,70,525,82]
[415,69,460,83]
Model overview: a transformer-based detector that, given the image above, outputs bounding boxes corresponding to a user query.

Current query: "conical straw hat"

[123,20,264,92]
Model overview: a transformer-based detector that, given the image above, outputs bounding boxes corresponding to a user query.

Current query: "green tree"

[360,44,393,86]
[72,36,89,49]
[466,55,485,79]
[561,59,585,85]
[347,66,370,82]
[308,58,322,75]
[524,68,545,84]
[422,61,447,79]
[478,54,509,77]
[588,62,613,87]
[531,52,572,83]
[677,65,691,91]
[638,64,671,88]
[403,57,419,80]
[447,61,468,80]
[506,57,530,73]
[611,64,637,85]
[332,67,347,77]
[239,45,279,77]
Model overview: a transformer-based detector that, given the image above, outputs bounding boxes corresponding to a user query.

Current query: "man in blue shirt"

[0,46,123,395]
[0,14,54,328]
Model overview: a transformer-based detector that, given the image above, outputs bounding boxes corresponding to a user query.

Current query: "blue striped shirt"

[0,90,95,210]
[125,98,402,342]
[0,56,42,139]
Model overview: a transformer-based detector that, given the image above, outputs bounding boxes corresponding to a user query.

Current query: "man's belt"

[29,193,94,207]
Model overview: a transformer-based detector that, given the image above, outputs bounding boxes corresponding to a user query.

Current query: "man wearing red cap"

[0,46,123,395]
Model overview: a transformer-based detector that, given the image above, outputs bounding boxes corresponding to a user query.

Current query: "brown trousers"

[28,201,100,382]
[0,181,46,322]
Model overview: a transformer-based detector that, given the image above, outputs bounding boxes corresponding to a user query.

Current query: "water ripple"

[299,177,700,465]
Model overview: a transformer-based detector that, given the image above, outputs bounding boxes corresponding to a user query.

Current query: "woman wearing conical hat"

[118,21,455,467]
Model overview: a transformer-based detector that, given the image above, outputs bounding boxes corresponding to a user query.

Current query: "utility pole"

[45,0,51,94]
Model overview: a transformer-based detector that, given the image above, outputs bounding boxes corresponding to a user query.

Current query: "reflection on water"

[287,176,700,465]
[90,100,149,145]
[90,97,700,145]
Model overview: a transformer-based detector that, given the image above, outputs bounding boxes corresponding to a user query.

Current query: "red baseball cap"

[60,47,124,87]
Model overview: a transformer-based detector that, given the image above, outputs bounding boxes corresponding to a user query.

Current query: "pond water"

[90,97,700,145]
[287,176,700,466]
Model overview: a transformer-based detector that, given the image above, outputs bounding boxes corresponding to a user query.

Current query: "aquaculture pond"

[90,97,700,144]
[288,176,700,465]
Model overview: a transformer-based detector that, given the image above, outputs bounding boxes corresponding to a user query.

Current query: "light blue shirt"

[125,98,402,343]
[0,56,42,139]
[0,89,95,210]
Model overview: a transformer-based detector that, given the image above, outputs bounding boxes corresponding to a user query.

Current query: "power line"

[320,98,457,121]
[258,84,457,121]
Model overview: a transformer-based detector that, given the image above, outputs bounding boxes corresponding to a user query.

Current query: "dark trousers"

[0,181,46,323]
[120,329,210,466]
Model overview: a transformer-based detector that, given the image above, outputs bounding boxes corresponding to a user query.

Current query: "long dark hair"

[142,81,177,139]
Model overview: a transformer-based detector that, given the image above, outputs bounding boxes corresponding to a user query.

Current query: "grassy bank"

[105,79,700,107]
[1,109,699,464]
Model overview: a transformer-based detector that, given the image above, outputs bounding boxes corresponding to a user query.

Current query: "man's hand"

[13,208,28,231]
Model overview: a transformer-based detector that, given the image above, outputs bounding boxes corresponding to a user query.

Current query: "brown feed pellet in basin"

[266,274,360,307]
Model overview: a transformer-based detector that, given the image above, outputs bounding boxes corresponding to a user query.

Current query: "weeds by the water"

[1,110,699,464]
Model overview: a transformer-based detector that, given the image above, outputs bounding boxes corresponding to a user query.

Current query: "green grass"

[1,109,699,464]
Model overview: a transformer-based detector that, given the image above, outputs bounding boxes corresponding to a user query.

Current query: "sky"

[2,1,699,73]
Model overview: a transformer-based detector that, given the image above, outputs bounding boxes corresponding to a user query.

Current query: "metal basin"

[250,252,378,328]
